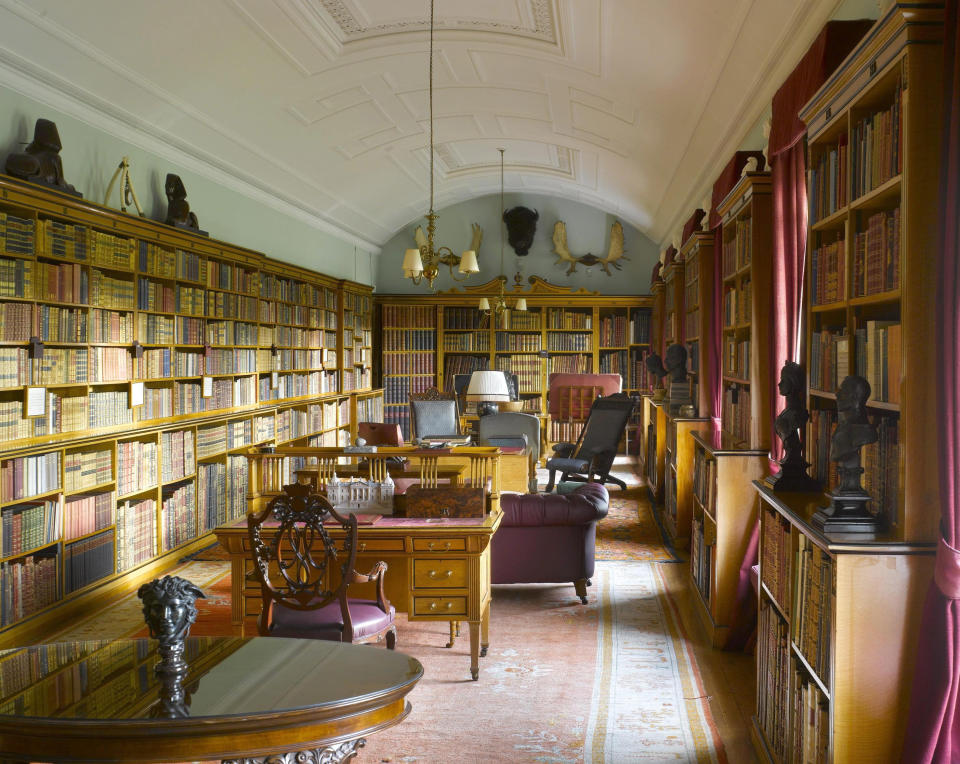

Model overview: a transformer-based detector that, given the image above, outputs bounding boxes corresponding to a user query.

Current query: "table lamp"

[466,370,510,416]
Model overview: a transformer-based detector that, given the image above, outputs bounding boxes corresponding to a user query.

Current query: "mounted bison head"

[502,206,539,256]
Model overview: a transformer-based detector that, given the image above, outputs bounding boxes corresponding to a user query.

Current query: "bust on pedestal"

[766,361,820,492]
[664,343,694,415]
[812,375,880,533]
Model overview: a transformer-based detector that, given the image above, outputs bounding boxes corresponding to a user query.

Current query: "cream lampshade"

[477,297,491,311]
[514,297,527,311]
[466,370,510,403]
[458,250,479,274]
[402,248,424,274]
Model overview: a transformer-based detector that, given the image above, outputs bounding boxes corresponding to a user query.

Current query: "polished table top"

[0,637,422,761]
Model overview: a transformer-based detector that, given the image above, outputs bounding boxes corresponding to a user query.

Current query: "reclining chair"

[544,393,634,492]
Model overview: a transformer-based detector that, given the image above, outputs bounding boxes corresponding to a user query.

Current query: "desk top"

[0,637,422,761]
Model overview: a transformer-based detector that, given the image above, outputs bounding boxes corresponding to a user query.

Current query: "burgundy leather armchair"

[491,483,609,604]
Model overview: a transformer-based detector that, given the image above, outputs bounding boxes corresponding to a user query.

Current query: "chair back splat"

[248,482,397,648]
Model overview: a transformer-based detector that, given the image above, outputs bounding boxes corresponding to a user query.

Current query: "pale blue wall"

[375,193,658,296]
[0,84,377,284]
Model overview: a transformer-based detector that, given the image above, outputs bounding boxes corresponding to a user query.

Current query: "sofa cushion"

[500,483,608,527]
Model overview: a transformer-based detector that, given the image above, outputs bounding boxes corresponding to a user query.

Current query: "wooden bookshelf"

[650,276,665,356]
[663,411,711,549]
[689,171,774,648]
[661,257,685,350]
[753,5,943,760]
[0,173,381,646]
[642,396,667,505]
[682,231,715,417]
[375,277,652,442]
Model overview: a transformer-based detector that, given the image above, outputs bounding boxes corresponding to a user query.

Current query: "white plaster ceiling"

[0,0,868,250]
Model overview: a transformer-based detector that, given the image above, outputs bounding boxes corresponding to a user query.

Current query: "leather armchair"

[491,482,608,603]
[477,411,540,493]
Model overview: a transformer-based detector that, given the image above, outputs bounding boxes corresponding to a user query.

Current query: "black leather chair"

[544,393,635,492]
[248,483,397,648]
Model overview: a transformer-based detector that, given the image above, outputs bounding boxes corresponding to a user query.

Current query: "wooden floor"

[660,560,759,762]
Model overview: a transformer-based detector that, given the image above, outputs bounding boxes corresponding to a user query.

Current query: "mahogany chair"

[248,482,397,648]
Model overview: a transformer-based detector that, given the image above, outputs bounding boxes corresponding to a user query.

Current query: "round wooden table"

[0,636,422,763]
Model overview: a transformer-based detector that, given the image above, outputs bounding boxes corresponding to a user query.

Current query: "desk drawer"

[356,537,405,553]
[413,559,467,588]
[413,596,467,617]
[412,538,466,553]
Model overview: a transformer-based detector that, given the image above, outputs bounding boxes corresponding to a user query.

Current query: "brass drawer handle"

[429,601,454,611]
[428,541,452,551]
[358,542,366,552]
[428,569,453,579]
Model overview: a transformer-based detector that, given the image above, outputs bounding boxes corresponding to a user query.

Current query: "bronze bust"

[812,374,880,533]
[767,361,819,492]
[644,353,668,401]
[664,343,694,414]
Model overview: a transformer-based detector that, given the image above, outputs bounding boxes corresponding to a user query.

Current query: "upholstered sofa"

[491,482,609,603]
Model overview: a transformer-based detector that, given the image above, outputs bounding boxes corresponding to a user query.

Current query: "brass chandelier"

[402,0,479,290]
[479,149,526,316]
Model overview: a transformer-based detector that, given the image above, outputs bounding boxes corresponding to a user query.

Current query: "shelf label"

[24,386,46,418]
[129,381,144,408]
[202,376,213,398]
[271,371,279,389]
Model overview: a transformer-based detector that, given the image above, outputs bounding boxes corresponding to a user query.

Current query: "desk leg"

[480,601,490,658]
[469,621,480,681]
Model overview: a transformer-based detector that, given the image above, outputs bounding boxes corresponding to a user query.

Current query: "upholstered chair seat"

[265,598,397,641]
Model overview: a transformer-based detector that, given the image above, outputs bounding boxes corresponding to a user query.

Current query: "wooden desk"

[295,461,468,488]
[0,636,421,762]
[219,446,504,680]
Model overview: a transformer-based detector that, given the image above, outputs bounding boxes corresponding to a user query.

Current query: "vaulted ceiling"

[0,0,874,251]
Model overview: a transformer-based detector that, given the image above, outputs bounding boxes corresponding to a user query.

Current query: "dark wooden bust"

[164,173,200,231]
[644,352,668,401]
[664,343,693,414]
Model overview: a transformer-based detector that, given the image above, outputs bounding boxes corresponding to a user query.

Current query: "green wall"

[0,83,378,284]
[376,193,659,296]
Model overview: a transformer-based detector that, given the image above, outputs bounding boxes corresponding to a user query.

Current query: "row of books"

[497,311,541,330]
[117,439,158,497]
[383,405,412,440]
[0,301,32,342]
[810,321,901,404]
[383,351,435,376]
[356,395,384,423]
[685,308,699,341]
[0,256,32,298]
[598,315,628,347]
[850,77,902,200]
[116,497,156,572]
[598,349,628,377]
[383,375,435,405]
[38,220,87,262]
[63,530,114,595]
[141,385,173,420]
[161,429,195,484]
[444,332,490,351]
[791,671,830,764]
[382,328,435,350]
[692,447,717,514]
[208,292,258,321]
[629,311,651,344]
[64,448,112,493]
[257,348,325,372]
[494,356,540,394]
[690,514,713,606]
[808,408,838,492]
[761,507,792,615]
[0,214,35,257]
[809,327,848,394]
[722,218,753,277]
[260,301,330,327]
[0,551,58,627]
[198,462,226,533]
[809,133,848,222]
[227,455,249,522]
[161,481,196,552]
[495,332,540,352]
[685,270,699,314]
[546,309,591,330]
[721,385,752,445]
[206,259,257,294]
[628,348,652,391]
[64,491,113,541]
[259,273,328,307]
[0,348,29,388]
[1,452,61,503]
[1,499,61,559]
[37,261,87,304]
[197,423,228,458]
[549,355,593,374]
[723,337,750,379]
[793,534,833,683]
[852,207,900,297]
[443,307,487,330]
[863,416,900,524]
[90,270,135,311]
[549,420,585,444]
[756,603,792,761]
[810,233,846,305]
[546,332,592,352]
[382,304,436,327]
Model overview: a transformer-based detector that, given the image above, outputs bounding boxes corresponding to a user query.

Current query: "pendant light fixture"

[479,148,526,316]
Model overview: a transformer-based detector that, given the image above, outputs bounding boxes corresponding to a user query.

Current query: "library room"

[0,1,957,762]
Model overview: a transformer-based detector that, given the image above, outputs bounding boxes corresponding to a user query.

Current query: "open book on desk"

[419,435,472,447]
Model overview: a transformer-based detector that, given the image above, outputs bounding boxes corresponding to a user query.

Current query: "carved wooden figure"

[4,118,79,196]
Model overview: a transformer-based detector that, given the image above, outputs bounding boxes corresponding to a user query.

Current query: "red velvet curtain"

[903,2,960,760]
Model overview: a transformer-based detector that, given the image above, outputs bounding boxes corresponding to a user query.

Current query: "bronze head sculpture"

[138,575,205,650]
[644,353,668,390]
[664,343,688,382]
[767,360,819,492]
[502,206,539,255]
